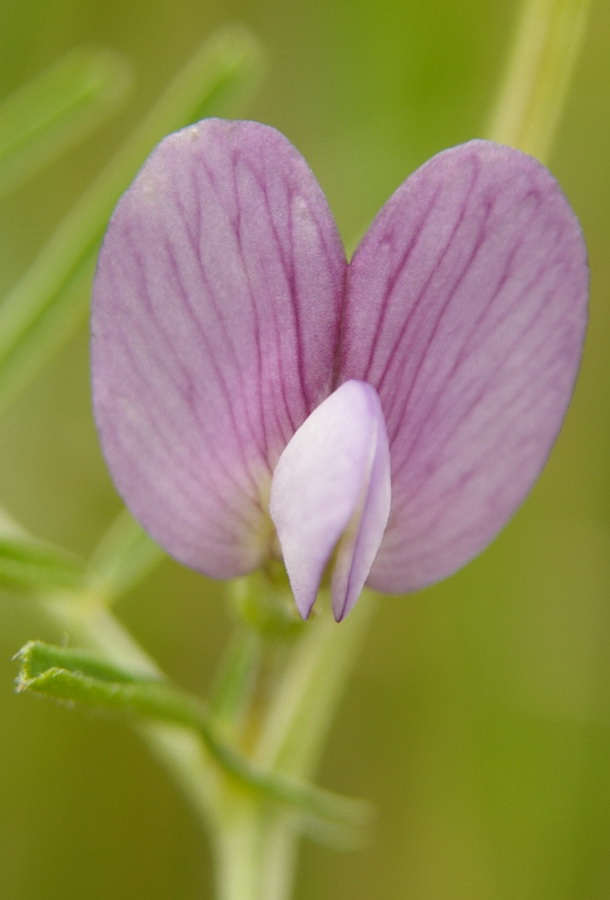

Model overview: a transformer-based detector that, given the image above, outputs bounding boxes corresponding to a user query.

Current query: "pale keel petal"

[269,381,391,619]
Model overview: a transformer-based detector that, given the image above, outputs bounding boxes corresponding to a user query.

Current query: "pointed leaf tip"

[269,381,391,620]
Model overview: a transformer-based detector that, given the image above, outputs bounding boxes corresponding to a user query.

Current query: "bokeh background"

[1,0,608,897]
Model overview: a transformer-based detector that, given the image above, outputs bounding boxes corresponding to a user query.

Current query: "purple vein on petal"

[339,140,587,594]
[150,246,264,509]
[232,157,276,463]
[387,301,578,575]
[238,154,305,445]
[390,194,575,488]
[387,193,542,469]
[95,236,260,543]
[127,205,262,505]
[174,148,274,468]
[93,119,345,579]
[362,158,486,440]
[371,183,465,402]
[163,137,292,471]
[338,184,444,390]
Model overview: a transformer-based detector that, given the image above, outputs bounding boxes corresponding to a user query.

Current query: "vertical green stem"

[486,0,590,159]
[211,594,376,900]
[212,801,296,900]
[255,595,376,779]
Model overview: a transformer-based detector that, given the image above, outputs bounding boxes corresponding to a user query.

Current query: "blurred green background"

[1,0,608,897]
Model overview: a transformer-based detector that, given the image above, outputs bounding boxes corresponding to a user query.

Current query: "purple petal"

[269,381,391,620]
[340,140,588,593]
[92,119,346,578]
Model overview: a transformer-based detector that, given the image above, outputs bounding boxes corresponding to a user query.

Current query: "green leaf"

[0,26,265,414]
[0,510,84,593]
[16,640,150,684]
[16,640,370,845]
[0,47,131,198]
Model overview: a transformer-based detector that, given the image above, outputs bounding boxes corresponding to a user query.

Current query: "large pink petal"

[340,140,588,592]
[92,119,346,578]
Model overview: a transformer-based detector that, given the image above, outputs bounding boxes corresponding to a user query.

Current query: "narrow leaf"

[0,26,264,414]
[16,640,369,844]
[0,47,131,198]
[0,510,84,593]
[0,538,84,593]
[16,640,150,684]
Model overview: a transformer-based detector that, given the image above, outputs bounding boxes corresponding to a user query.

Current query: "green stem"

[256,594,376,778]
[85,507,165,603]
[212,593,376,900]
[209,625,262,727]
[0,26,262,412]
[16,637,368,835]
[486,0,590,159]
[212,802,296,900]
[35,590,368,887]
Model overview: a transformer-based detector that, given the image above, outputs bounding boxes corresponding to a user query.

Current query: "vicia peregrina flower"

[92,119,587,621]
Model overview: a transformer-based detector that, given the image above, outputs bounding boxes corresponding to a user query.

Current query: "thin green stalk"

[211,593,376,900]
[255,593,376,779]
[0,26,263,413]
[212,801,297,900]
[16,636,368,836]
[208,626,262,727]
[486,0,590,159]
[0,533,84,593]
[84,506,165,603]
[0,47,130,197]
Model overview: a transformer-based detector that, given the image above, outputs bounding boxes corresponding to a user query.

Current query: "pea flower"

[91,119,587,621]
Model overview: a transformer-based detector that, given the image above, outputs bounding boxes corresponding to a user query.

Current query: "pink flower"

[92,119,588,620]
